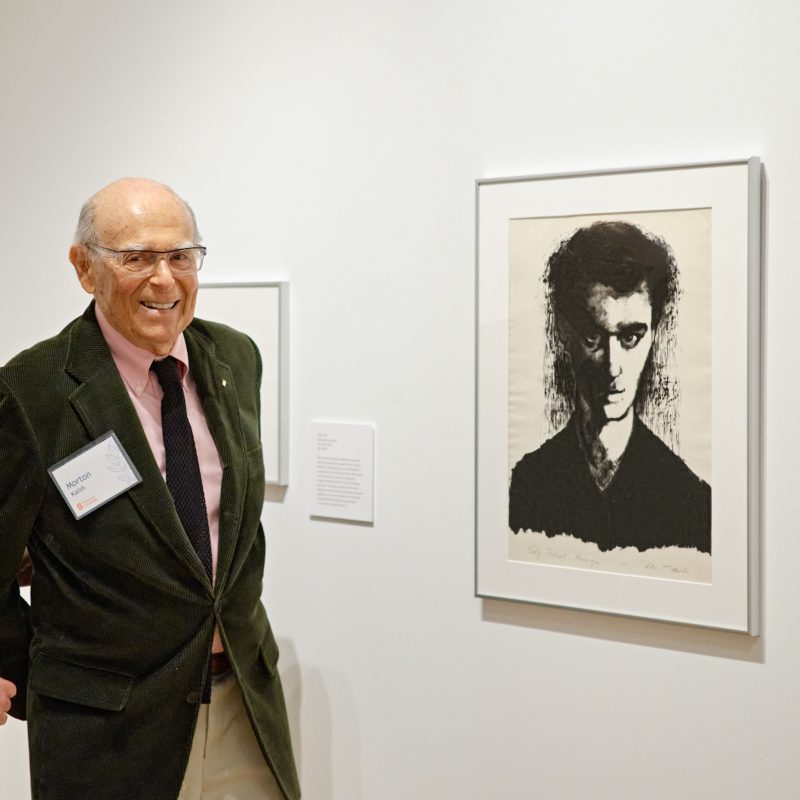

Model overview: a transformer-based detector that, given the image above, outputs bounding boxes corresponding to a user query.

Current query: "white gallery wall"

[0,1,797,797]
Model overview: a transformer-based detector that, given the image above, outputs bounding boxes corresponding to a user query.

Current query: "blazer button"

[186,691,200,705]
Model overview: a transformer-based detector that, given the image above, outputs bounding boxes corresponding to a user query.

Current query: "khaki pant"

[178,673,283,800]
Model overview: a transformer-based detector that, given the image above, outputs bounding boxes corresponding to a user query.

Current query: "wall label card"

[311,422,374,523]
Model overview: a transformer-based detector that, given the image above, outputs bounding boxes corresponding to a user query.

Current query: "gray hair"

[73,181,201,245]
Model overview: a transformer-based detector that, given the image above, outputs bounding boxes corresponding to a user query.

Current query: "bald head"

[68,177,202,356]
[74,178,200,246]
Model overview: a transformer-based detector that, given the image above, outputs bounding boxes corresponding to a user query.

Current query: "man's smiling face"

[71,179,199,356]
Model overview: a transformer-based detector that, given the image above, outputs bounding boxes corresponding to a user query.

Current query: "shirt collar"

[95,304,190,396]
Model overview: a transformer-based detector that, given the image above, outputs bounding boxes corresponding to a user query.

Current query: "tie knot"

[150,356,181,387]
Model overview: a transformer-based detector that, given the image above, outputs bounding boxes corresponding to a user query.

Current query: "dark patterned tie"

[150,356,213,581]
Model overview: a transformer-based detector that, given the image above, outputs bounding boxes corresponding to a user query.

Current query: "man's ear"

[69,244,95,295]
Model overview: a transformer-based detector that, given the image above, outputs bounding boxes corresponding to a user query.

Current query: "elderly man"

[509,221,711,553]
[0,179,300,800]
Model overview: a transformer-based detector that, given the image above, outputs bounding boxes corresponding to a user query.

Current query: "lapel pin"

[222,379,227,387]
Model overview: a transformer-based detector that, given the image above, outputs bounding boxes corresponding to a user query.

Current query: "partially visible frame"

[196,282,289,486]
[475,159,762,633]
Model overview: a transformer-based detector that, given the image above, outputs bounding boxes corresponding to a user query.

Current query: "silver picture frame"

[196,281,290,486]
[475,159,762,633]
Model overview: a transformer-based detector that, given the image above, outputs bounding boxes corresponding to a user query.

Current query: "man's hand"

[0,678,17,725]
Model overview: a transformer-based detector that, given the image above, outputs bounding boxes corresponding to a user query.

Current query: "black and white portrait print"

[507,210,712,581]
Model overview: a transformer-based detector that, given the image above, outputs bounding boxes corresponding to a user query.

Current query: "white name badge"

[48,432,142,519]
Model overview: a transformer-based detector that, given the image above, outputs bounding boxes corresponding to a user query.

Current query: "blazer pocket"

[30,653,134,711]
[259,626,279,678]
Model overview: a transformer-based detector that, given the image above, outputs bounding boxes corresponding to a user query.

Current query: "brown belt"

[210,651,231,676]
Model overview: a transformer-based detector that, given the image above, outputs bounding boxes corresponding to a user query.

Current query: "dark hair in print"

[543,220,681,447]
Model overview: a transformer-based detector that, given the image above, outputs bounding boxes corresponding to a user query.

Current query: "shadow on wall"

[265,485,288,503]
[278,638,365,800]
[481,598,764,663]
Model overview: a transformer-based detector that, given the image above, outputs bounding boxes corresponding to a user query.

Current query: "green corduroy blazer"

[0,303,300,800]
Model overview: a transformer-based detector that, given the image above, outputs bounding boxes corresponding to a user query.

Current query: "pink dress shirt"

[95,307,225,652]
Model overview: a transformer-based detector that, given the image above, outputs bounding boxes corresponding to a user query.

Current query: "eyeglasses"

[86,243,206,276]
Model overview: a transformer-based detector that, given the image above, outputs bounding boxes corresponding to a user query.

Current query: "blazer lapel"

[184,325,246,596]
[64,306,213,592]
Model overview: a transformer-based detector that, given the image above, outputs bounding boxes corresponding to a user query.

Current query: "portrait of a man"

[508,219,711,555]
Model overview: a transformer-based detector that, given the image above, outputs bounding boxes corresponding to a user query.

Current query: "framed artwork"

[475,159,762,633]
[195,282,289,486]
